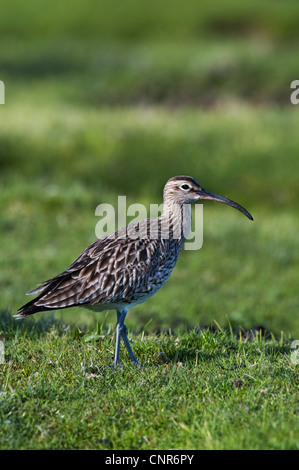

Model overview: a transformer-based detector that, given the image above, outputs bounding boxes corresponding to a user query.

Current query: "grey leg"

[113,315,123,368]
[120,323,138,365]
[113,309,138,366]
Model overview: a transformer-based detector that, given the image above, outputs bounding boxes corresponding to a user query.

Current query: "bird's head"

[163,176,253,220]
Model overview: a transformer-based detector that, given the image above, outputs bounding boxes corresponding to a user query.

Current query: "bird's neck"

[161,200,192,242]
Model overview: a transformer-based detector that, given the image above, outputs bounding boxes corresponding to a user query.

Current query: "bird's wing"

[17,220,170,315]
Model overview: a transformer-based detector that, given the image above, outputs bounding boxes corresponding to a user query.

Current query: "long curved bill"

[199,189,253,221]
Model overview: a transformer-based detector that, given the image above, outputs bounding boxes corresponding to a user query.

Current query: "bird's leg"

[120,323,139,365]
[113,310,138,367]
[113,313,123,368]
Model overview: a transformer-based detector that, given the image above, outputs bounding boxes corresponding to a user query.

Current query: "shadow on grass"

[0,308,70,338]
[0,309,292,367]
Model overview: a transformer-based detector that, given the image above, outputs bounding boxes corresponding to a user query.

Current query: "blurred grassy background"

[1,0,298,335]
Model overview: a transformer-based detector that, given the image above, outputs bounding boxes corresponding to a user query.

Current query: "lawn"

[0,312,298,450]
[0,0,298,450]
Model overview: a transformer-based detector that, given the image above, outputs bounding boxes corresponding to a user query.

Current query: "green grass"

[1,104,298,335]
[0,0,299,450]
[0,312,298,450]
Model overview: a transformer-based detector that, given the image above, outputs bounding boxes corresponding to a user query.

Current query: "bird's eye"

[181,184,191,191]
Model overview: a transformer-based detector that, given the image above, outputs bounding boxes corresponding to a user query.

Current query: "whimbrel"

[15,176,253,366]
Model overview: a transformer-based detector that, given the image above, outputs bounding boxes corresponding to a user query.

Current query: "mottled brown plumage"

[15,176,253,366]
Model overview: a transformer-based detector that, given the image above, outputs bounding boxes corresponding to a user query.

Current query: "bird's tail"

[14,278,65,319]
[14,302,52,319]
[14,253,89,320]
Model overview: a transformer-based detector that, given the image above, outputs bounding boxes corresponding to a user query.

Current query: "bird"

[15,176,253,367]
